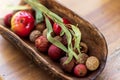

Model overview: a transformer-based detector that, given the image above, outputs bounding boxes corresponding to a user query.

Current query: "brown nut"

[35,22,46,32]
[60,56,75,73]
[29,30,41,42]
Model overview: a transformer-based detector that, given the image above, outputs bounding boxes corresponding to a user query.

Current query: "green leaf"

[25,0,82,64]
[45,16,68,52]
[71,24,81,54]
[60,30,64,36]
[35,10,44,24]
[55,21,78,64]
[25,0,62,22]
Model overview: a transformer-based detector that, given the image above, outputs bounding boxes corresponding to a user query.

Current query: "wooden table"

[0,0,120,80]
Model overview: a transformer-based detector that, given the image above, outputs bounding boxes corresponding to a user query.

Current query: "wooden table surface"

[0,0,120,80]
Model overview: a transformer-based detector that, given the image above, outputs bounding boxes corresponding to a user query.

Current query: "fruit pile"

[4,0,100,77]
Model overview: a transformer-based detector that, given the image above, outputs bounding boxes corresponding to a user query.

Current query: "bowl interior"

[0,0,108,79]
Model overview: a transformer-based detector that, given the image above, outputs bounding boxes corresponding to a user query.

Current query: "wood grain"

[0,0,120,80]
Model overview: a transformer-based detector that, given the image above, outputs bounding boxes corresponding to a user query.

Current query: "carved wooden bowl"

[0,0,108,80]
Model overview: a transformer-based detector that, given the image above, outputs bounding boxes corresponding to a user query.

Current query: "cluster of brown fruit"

[3,0,100,77]
[29,20,100,77]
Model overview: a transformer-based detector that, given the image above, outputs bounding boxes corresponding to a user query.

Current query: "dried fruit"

[48,45,64,60]
[62,35,67,46]
[76,53,89,64]
[35,36,50,52]
[60,56,75,73]
[74,64,87,77]
[86,56,100,71]
[29,30,41,42]
[35,22,46,32]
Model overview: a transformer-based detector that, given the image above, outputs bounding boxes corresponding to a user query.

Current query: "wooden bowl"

[0,0,108,80]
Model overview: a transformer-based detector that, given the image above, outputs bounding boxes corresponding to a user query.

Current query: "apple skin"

[74,64,87,77]
[53,23,61,35]
[11,11,35,37]
[4,13,13,27]
[48,45,64,60]
[53,18,70,35]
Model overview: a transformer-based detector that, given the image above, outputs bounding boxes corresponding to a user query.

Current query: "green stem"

[25,0,81,64]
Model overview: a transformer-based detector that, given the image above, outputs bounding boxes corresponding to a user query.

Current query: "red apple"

[74,64,87,77]
[4,13,13,27]
[62,18,70,24]
[53,18,70,35]
[53,23,62,35]
[11,11,35,37]
[48,45,64,60]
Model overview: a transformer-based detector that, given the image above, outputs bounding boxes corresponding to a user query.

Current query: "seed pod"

[86,56,100,71]
[29,30,41,42]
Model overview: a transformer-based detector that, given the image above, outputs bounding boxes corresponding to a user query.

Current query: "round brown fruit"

[86,56,100,71]
[29,30,41,42]
[35,22,46,32]
[60,56,75,73]
[35,36,50,52]
[77,53,89,64]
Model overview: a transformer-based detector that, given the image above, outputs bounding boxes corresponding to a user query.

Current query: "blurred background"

[0,0,20,18]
